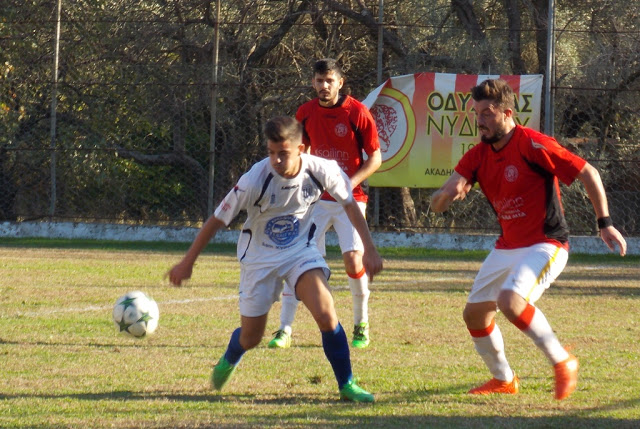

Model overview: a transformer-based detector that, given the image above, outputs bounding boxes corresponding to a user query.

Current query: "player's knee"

[463,303,496,329]
[462,306,475,326]
[240,332,263,350]
[314,312,337,332]
[343,251,363,274]
[496,290,523,320]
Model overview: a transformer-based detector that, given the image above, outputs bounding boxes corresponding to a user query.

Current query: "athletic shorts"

[314,200,367,256]
[238,246,330,317]
[467,242,568,305]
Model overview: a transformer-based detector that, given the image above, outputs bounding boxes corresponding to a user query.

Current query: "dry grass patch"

[0,240,638,428]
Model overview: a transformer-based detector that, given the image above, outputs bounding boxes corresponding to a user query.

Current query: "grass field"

[1,238,639,428]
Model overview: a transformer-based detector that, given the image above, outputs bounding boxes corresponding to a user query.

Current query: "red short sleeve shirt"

[455,125,587,249]
[296,95,380,202]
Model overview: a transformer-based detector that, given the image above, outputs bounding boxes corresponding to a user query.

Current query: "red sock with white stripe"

[348,268,369,325]
[468,319,514,382]
[511,303,569,364]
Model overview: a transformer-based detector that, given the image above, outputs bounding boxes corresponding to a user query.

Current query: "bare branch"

[322,0,407,57]
[247,0,311,66]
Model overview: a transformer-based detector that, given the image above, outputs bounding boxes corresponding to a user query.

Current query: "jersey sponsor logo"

[265,215,299,246]
[300,257,320,267]
[281,184,299,190]
[493,196,526,220]
[504,165,519,182]
[315,147,349,160]
[334,122,348,137]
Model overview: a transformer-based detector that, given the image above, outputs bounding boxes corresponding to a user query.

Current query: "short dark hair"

[263,116,303,144]
[313,58,343,78]
[471,79,515,111]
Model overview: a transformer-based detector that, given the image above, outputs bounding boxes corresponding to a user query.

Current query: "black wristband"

[597,216,613,229]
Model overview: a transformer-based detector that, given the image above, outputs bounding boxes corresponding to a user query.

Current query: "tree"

[1,0,637,233]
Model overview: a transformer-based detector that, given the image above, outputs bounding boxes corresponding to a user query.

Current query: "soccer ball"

[112,291,159,338]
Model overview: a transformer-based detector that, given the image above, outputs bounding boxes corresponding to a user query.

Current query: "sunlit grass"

[0,239,638,428]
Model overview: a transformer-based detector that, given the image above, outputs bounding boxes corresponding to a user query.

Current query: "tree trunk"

[450,0,495,72]
[504,0,527,74]
[401,187,417,226]
[531,0,549,75]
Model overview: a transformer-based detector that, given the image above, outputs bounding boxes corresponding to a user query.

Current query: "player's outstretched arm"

[576,162,627,256]
[431,172,472,213]
[167,216,226,286]
[343,200,383,281]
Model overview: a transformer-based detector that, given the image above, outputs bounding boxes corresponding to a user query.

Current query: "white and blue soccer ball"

[112,291,159,338]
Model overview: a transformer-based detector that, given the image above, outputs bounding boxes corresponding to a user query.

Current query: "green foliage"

[0,0,638,232]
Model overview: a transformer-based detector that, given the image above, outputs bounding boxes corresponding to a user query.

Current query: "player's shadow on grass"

[0,338,228,349]
[2,391,640,428]
[547,283,640,297]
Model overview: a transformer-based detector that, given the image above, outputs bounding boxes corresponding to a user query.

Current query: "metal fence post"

[207,0,221,217]
[49,0,62,217]
[544,0,556,135]
[373,0,384,227]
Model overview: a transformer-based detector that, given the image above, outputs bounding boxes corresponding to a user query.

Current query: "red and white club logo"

[368,87,415,172]
[504,165,518,182]
[334,122,348,137]
[371,104,397,153]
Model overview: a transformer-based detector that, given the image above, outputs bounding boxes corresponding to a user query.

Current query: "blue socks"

[223,327,245,365]
[223,324,352,390]
[322,323,353,389]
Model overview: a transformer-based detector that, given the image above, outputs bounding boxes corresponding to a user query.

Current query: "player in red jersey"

[268,59,381,349]
[431,79,626,400]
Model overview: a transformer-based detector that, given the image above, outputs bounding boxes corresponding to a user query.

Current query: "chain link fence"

[1,1,638,237]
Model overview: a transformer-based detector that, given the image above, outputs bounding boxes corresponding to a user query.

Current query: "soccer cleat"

[469,373,520,395]
[211,356,237,390]
[554,353,579,400]
[339,379,375,403]
[268,329,292,348]
[352,322,370,348]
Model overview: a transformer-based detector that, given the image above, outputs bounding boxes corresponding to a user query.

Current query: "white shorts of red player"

[468,242,569,305]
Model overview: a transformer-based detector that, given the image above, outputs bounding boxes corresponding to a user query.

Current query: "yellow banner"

[362,73,543,188]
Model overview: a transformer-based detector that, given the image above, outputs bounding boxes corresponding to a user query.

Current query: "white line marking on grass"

[332,276,474,289]
[12,275,474,318]
[12,295,238,318]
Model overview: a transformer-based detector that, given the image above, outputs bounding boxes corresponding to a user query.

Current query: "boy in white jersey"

[167,116,383,402]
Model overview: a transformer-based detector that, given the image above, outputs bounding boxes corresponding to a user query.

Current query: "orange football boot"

[554,354,579,400]
[469,373,520,395]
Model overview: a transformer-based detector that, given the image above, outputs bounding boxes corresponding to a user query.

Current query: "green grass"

[0,238,639,428]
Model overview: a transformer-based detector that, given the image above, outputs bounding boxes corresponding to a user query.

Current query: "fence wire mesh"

[1,1,638,237]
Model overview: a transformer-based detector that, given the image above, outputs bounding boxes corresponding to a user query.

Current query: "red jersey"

[296,95,380,202]
[455,125,586,250]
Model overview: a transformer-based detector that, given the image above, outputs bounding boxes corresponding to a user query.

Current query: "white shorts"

[467,242,568,305]
[238,246,330,317]
[314,200,366,256]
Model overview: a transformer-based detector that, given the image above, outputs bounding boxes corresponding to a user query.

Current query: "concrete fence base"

[0,221,636,255]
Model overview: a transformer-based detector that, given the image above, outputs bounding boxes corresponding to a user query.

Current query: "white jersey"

[214,153,353,268]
